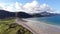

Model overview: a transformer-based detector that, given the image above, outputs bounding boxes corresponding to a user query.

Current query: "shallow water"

[26,16,60,26]
[24,17,60,34]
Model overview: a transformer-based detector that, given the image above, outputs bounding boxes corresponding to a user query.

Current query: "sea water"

[26,16,60,26]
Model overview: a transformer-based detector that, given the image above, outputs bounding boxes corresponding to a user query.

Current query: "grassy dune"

[0,19,33,34]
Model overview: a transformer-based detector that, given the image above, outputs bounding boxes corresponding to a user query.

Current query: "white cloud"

[5,4,14,12]
[52,11,60,14]
[0,0,58,13]
[39,3,54,13]
[24,0,38,8]
[15,2,23,11]
[0,3,5,10]
[23,0,39,13]
[40,4,49,11]
[4,2,24,12]
[0,3,13,11]
[23,1,54,14]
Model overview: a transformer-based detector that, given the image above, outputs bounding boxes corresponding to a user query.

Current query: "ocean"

[26,16,60,26]
[24,16,60,34]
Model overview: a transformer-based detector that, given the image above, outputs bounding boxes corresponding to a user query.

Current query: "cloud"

[40,4,49,11]
[24,0,38,8]
[23,0,39,13]
[39,3,54,13]
[4,2,24,12]
[0,3,5,10]
[0,0,57,13]
[23,1,54,14]
[15,2,24,11]
[5,4,14,12]
[0,3,14,11]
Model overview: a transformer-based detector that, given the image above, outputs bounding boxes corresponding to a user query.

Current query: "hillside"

[0,10,33,19]
[0,19,33,34]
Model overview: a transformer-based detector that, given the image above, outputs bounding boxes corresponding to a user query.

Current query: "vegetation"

[0,19,33,34]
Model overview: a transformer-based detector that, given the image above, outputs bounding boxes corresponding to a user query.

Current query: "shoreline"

[23,19,60,34]
[23,19,60,28]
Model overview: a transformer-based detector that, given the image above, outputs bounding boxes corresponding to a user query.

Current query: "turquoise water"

[27,16,60,26]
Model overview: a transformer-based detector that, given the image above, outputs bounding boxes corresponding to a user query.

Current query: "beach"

[22,19,60,34]
[15,18,42,34]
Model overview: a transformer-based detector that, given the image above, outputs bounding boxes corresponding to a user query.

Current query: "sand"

[24,19,60,34]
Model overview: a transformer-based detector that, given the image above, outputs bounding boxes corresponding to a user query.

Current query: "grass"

[0,19,33,34]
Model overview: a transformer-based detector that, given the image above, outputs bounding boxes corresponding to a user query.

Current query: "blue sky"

[0,0,60,13]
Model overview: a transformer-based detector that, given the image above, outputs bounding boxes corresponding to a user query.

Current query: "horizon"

[0,0,60,13]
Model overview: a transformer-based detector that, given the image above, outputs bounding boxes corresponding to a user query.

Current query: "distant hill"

[17,12,33,18]
[0,10,60,19]
[0,10,15,19]
[31,11,60,17]
[40,11,60,16]
[30,11,51,17]
[39,11,53,16]
[0,10,33,19]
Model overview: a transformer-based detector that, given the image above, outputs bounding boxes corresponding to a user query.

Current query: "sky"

[0,0,60,13]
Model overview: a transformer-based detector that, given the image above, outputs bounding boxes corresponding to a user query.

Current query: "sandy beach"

[15,18,60,34]
[23,19,60,34]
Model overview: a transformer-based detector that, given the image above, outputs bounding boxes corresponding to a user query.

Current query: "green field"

[0,19,33,34]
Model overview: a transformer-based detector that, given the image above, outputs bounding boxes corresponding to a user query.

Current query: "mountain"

[0,10,33,19]
[30,11,51,17]
[17,12,33,18]
[40,11,53,16]
[0,10,15,19]
[0,10,60,19]
[31,13,44,17]
[31,11,60,17]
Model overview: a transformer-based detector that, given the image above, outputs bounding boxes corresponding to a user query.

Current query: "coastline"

[24,19,60,28]
[23,19,60,34]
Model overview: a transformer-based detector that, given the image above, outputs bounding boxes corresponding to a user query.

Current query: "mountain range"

[0,10,33,19]
[0,10,60,19]
[0,10,15,19]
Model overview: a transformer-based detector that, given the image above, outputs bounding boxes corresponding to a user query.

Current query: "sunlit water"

[24,16,60,34]
[26,16,60,26]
